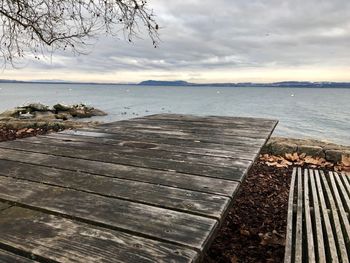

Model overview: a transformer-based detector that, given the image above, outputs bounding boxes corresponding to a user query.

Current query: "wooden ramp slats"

[283,167,296,263]
[135,113,277,126]
[21,134,260,160]
[0,176,217,250]
[0,159,234,219]
[0,202,11,212]
[127,116,277,129]
[91,125,270,140]
[55,129,264,155]
[314,169,339,262]
[303,169,315,262]
[0,207,198,263]
[102,117,276,131]
[61,127,267,147]
[91,121,274,138]
[0,114,277,262]
[0,249,37,263]
[295,168,303,262]
[320,171,349,262]
[309,169,326,263]
[0,150,239,196]
[0,138,255,167]
[0,145,249,182]
[337,172,350,213]
[284,169,350,263]
[329,172,350,255]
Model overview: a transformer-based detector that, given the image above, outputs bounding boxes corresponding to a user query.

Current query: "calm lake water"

[0,83,349,145]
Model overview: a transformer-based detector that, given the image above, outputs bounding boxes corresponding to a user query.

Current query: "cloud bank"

[2,0,350,82]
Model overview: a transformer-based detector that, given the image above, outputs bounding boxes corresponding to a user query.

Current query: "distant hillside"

[0,79,24,83]
[138,80,191,86]
[138,80,350,88]
[1,78,349,88]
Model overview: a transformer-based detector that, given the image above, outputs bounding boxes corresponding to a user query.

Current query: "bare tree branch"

[0,0,159,66]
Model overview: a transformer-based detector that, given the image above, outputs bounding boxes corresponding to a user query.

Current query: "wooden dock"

[0,114,277,262]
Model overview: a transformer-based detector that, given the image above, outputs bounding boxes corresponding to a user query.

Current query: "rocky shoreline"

[0,103,105,141]
[263,137,350,163]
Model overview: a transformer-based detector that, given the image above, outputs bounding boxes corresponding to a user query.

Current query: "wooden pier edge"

[0,114,278,262]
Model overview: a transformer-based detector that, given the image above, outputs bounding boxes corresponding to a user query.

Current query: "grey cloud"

[21,0,350,76]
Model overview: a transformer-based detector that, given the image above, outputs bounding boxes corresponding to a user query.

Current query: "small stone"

[24,103,49,112]
[53,103,71,112]
[270,142,297,156]
[326,150,350,163]
[297,145,325,158]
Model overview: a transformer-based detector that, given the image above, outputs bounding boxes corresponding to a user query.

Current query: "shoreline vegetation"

[0,104,349,262]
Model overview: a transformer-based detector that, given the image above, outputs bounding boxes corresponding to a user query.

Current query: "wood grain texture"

[2,139,255,167]
[0,202,11,212]
[0,249,37,263]
[309,169,326,263]
[55,129,264,157]
[0,151,239,196]
[295,167,303,262]
[136,113,278,126]
[314,170,339,262]
[0,159,234,219]
[0,142,251,181]
[61,127,268,147]
[92,121,273,139]
[283,167,296,263]
[0,207,198,263]
[0,114,276,262]
[285,169,350,263]
[23,134,260,160]
[303,169,315,262]
[0,176,218,250]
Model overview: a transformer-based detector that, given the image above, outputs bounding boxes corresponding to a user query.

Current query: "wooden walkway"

[285,168,350,263]
[0,114,277,262]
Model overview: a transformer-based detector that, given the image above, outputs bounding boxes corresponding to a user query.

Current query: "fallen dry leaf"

[342,155,350,167]
[259,231,285,246]
[230,255,238,263]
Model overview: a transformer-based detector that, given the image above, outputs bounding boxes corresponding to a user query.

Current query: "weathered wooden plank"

[57,129,265,153]
[0,159,234,219]
[309,169,326,263]
[283,167,296,263]
[138,114,278,126]
[333,171,350,213]
[0,207,198,263]
[295,167,303,262]
[0,202,11,212]
[320,170,348,262]
[9,137,257,166]
[0,249,37,263]
[28,133,261,160]
[0,144,250,181]
[329,172,350,260]
[315,170,339,262]
[340,172,350,211]
[304,169,315,262]
[0,176,218,250]
[92,125,270,140]
[67,125,270,144]
[126,116,277,129]
[0,149,239,196]
[63,127,268,147]
[96,120,275,136]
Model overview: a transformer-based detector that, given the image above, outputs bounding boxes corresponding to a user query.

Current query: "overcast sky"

[2,0,350,83]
